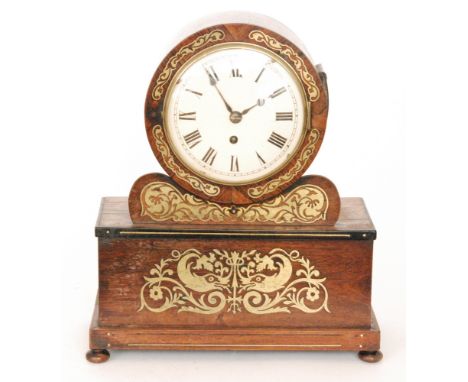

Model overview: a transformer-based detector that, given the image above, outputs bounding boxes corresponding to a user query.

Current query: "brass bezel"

[162,42,309,186]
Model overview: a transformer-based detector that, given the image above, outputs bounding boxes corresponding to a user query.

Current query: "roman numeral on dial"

[255,68,265,83]
[202,147,217,165]
[269,87,287,99]
[231,68,242,78]
[179,111,196,120]
[230,155,239,172]
[276,112,293,121]
[268,132,287,148]
[205,65,219,84]
[183,129,202,148]
[185,89,203,97]
[256,151,266,165]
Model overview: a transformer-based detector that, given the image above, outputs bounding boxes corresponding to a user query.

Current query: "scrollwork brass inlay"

[152,125,220,196]
[140,179,328,224]
[247,129,320,198]
[152,30,225,101]
[139,248,330,315]
[248,30,320,102]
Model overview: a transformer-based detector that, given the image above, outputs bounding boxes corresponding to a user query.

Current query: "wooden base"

[88,197,382,363]
[87,297,382,362]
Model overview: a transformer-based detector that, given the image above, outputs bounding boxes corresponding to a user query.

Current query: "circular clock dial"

[164,44,306,185]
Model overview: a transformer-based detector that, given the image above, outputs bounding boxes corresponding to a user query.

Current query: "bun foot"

[86,349,110,363]
[358,350,383,363]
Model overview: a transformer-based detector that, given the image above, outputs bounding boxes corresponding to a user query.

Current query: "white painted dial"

[164,44,306,185]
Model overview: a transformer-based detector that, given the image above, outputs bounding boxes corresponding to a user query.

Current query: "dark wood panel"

[98,237,373,328]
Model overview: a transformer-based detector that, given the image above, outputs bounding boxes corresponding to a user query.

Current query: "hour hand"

[241,98,265,115]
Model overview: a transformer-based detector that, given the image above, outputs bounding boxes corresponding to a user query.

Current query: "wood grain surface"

[90,298,381,352]
[88,197,380,361]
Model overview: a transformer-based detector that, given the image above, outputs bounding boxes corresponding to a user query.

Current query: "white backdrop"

[1,1,466,381]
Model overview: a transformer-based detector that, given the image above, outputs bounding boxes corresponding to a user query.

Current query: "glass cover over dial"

[164,44,306,185]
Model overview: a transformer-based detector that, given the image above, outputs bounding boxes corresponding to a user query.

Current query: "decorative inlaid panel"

[139,248,330,315]
[140,180,328,224]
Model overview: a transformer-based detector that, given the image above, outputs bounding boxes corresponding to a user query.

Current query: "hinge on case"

[316,64,329,103]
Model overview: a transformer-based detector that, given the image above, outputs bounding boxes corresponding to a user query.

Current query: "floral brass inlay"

[141,180,328,223]
[247,129,320,198]
[139,248,330,315]
[152,30,225,101]
[248,30,320,102]
[152,125,220,196]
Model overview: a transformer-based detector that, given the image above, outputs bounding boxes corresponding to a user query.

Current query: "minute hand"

[205,68,233,113]
[213,85,233,113]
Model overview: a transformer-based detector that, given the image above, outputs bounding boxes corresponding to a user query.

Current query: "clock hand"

[241,98,265,115]
[241,86,286,115]
[204,67,233,113]
[214,85,233,113]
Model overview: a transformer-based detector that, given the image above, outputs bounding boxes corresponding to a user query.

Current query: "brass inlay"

[247,129,320,198]
[248,30,320,102]
[161,42,309,187]
[139,248,330,315]
[152,30,225,101]
[152,125,220,196]
[127,343,341,348]
[140,181,328,223]
[119,231,352,238]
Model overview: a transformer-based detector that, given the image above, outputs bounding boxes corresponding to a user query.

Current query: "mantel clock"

[86,13,382,364]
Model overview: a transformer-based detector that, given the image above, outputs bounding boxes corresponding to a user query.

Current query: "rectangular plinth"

[90,197,380,353]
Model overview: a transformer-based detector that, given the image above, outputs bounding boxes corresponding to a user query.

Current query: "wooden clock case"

[144,15,328,205]
[86,13,382,364]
